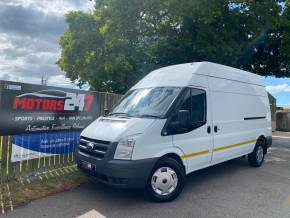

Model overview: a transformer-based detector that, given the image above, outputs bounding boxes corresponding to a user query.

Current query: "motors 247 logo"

[12,90,94,112]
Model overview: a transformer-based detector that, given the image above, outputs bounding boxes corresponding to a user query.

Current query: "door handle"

[207,126,211,134]
[214,125,219,133]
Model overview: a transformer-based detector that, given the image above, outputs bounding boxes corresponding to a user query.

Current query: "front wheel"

[145,157,185,202]
[248,138,266,167]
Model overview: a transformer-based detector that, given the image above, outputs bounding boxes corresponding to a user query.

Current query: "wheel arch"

[154,148,188,173]
[256,134,268,153]
[160,153,186,172]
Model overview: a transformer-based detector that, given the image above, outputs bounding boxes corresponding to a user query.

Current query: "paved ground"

[3,133,290,218]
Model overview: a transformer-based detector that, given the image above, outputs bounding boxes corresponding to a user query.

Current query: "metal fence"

[0,92,122,183]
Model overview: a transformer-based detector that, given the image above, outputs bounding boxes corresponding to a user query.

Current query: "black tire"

[145,157,185,202]
[248,138,266,167]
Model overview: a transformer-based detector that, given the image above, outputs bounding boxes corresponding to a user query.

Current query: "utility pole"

[41,74,48,86]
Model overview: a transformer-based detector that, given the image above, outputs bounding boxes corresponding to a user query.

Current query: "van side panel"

[209,77,271,165]
[132,119,189,171]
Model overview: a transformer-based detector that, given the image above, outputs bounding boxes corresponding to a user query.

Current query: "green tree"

[58,0,290,94]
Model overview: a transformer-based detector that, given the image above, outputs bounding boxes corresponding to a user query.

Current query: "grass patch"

[1,171,88,212]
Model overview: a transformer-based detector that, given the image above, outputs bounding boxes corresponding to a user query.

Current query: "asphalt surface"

[3,133,290,218]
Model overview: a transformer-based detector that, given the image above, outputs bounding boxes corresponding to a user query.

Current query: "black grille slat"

[78,136,111,159]
[79,141,108,152]
[79,149,104,159]
[80,136,110,145]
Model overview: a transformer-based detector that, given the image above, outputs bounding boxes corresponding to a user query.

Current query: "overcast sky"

[0,0,94,87]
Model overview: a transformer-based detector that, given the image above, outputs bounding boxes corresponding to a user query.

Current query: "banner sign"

[11,131,80,162]
[0,81,99,135]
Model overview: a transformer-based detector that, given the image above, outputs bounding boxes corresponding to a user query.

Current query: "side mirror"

[104,108,109,116]
[177,110,190,128]
[164,110,191,135]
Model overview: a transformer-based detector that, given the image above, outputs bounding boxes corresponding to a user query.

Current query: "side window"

[190,89,206,123]
[179,89,191,112]
[165,88,206,135]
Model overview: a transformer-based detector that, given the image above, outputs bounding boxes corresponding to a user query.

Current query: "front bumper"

[77,152,158,189]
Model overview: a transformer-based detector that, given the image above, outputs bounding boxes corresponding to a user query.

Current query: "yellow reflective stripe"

[181,150,209,159]
[213,139,256,152]
[180,139,256,159]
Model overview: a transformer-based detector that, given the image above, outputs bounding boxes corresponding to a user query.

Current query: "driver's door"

[170,87,213,173]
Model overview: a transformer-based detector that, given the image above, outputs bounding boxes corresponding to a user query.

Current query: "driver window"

[190,89,206,123]
[179,88,206,124]
[167,88,206,135]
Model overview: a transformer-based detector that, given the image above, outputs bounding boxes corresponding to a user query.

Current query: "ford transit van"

[77,62,272,202]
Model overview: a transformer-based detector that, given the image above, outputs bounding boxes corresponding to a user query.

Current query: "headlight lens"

[114,137,136,160]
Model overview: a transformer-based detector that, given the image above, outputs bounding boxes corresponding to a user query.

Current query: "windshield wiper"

[109,113,160,119]
[137,114,161,119]
[108,112,129,117]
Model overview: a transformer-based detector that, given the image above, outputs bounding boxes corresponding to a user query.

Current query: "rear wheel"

[248,138,266,167]
[145,157,185,202]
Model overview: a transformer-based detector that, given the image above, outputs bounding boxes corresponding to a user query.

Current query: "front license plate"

[81,161,95,171]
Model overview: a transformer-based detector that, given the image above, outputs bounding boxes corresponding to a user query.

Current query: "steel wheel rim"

[256,146,264,164]
[151,167,178,196]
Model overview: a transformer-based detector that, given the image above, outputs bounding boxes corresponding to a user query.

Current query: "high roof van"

[77,62,272,202]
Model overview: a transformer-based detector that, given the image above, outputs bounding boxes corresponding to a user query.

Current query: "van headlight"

[114,135,140,160]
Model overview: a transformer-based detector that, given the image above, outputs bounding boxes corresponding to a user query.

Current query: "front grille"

[78,136,110,159]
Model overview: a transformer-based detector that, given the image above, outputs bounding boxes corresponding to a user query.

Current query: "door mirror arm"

[104,108,109,116]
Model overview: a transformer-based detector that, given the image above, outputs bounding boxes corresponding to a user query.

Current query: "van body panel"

[131,64,200,89]
[81,117,156,142]
[187,74,209,88]
[208,76,271,164]
[208,76,267,96]
[196,62,264,86]
[132,62,264,90]
[173,128,213,172]
[151,146,189,170]
[132,120,188,170]
[172,84,214,173]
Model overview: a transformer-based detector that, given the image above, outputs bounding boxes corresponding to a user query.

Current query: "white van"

[77,62,272,202]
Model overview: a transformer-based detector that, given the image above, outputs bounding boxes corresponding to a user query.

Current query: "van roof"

[132,62,264,89]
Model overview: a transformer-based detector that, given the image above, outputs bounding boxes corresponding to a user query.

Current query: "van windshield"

[110,87,181,118]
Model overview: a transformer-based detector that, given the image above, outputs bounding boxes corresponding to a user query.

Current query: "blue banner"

[11,131,80,162]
